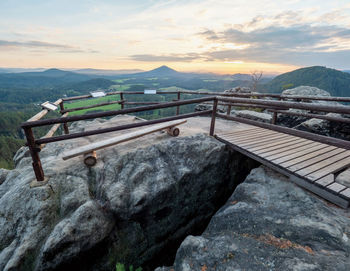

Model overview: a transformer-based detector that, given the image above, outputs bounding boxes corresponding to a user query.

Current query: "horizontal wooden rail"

[201,101,286,111]
[62,91,179,102]
[27,99,62,122]
[218,97,350,115]
[217,113,350,150]
[269,109,350,124]
[22,97,215,128]
[35,110,212,145]
[181,90,350,102]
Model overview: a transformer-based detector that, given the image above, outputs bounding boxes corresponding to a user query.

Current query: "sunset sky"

[1,0,350,74]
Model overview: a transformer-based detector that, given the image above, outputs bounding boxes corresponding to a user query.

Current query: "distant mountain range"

[263,66,350,96]
[2,65,350,97]
[73,68,144,76]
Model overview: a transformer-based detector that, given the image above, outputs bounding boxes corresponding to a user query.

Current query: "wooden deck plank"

[222,131,282,144]
[221,130,278,140]
[314,174,334,187]
[231,133,291,147]
[263,141,322,161]
[256,140,311,158]
[222,132,281,143]
[216,135,350,208]
[276,145,336,166]
[217,128,263,137]
[294,151,350,177]
[287,149,347,173]
[306,157,350,181]
[340,188,350,199]
[247,137,307,152]
[215,126,350,208]
[326,182,347,194]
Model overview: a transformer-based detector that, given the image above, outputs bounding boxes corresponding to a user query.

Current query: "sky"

[0,0,350,74]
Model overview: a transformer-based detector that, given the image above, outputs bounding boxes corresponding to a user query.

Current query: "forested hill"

[263,66,350,96]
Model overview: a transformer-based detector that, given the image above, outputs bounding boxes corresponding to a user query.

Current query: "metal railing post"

[120,93,124,109]
[23,127,45,182]
[226,104,232,115]
[176,91,180,115]
[210,98,218,136]
[59,101,70,134]
[271,97,281,125]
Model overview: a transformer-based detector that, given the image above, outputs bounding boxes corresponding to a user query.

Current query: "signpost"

[41,101,58,111]
[90,91,106,98]
[144,89,157,94]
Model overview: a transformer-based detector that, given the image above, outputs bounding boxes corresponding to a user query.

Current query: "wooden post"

[176,91,181,115]
[210,98,218,136]
[23,127,45,182]
[226,104,232,115]
[272,97,282,125]
[120,93,124,109]
[59,102,69,134]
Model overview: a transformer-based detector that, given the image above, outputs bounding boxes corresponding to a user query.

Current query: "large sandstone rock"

[0,168,9,185]
[278,86,350,139]
[158,167,350,271]
[336,168,350,187]
[224,87,252,94]
[236,110,272,123]
[282,86,338,105]
[0,117,258,271]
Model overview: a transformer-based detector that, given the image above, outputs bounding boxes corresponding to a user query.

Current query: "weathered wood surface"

[216,125,350,208]
[84,151,97,167]
[62,120,186,160]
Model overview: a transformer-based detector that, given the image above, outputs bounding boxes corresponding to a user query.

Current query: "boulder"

[0,168,9,185]
[336,168,350,187]
[158,167,350,271]
[224,87,252,94]
[0,117,258,271]
[236,110,272,123]
[194,103,226,113]
[282,86,338,105]
[278,86,350,138]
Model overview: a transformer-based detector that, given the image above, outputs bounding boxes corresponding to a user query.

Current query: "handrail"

[22,96,215,128]
[217,96,350,114]
[21,89,350,183]
[35,110,212,145]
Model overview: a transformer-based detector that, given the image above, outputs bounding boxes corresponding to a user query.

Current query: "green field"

[65,94,122,115]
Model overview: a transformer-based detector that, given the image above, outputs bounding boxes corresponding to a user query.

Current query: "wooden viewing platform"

[22,91,350,208]
[216,125,350,208]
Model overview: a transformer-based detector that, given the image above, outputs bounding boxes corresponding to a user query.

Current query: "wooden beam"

[62,120,187,160]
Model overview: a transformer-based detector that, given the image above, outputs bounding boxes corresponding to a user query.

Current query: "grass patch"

[65,94,122,115]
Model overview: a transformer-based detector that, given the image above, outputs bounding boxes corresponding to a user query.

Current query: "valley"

[1,65,350,169]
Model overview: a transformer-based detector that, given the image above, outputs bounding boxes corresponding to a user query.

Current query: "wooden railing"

[21,90,350,183]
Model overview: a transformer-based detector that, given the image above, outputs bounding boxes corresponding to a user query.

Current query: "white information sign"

[91,91,106,98]
[144,89,157,94]
[41,101,58,111]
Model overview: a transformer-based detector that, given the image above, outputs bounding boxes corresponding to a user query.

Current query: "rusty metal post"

[120,93,124,109]
[23,127,45,182]
[272,97,282,125]
[59,101,69,134]
[210,98,218,136]
[226,104,232,115]
[176,91,180,115]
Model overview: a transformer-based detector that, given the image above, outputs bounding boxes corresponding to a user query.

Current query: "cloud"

[0,39,99,53]
[129,53,205,62]
[0,40,74,49]
[198,23,350,67]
